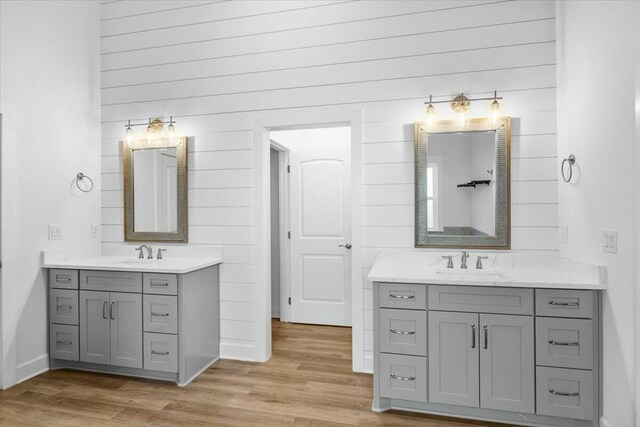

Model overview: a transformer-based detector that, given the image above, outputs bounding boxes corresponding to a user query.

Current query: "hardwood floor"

[0,320,512,426]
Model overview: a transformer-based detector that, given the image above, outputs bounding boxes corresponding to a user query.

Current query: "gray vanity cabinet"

[50,265,220,386]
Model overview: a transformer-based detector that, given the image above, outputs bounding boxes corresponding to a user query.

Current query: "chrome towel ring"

[561,154,576,183]
[75,172,94,193]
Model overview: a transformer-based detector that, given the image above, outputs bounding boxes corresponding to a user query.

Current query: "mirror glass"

[132,147,178,233]
[426,131,497,237]
[415,118,510,249]
[123,136,188,242]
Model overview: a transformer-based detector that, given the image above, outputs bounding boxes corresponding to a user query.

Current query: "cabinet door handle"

[548,300,579,307]
[483,324,488,349]
[389,294,414,300]
[151,350,170,356]
[102,301,108,319]
[390,374,415,381]
[151,312,170,317]
[110,302,116,320]
[549,389,579,397]
[471,324,476,349]
[548,340,579,346]
[390,329,415,335]
[57,305,73,310]
[56,340,72,346]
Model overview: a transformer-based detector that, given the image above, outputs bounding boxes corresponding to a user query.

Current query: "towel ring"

[75,172,94,193]
[561,154,576,183]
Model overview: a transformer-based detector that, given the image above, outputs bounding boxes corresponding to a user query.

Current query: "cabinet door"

[110,292,143,369]
[480,314,535,413]
[79,291,110,364]
[428,311,479,407]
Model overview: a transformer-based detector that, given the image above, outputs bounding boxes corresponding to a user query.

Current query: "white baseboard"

[220,340,258,361]
[16,354,49,384]
[600,416,613,427]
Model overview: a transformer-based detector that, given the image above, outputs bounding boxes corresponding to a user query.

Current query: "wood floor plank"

[0,320,513,426]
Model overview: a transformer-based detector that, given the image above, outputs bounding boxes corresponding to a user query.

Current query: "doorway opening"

[269,126,352,327]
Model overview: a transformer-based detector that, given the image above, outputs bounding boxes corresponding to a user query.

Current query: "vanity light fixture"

[424,91,504,123]
[123,116,178,144]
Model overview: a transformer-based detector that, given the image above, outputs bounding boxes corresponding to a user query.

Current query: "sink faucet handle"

[146,245,153,259]
[441,255,454,269]
[461,251,470,269]
[134,246,144,259]
[157,248,167,260]
[476,256,489,270]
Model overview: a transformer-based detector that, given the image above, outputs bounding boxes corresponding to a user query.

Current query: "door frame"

[269,140,291,322]
[253,110,364,372]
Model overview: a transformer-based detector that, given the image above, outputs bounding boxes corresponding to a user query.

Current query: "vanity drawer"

[378,283,426,310]
[379,309,427,356]
[80,270,142,293]
[143,273,178,295]
[49,269,78,289]
[379,353,427,402]
[536,289,594,319]
[536,318,593,370]
[144,332,178,373]
[50,324,79,361]
[536,367,593,421]
[144,295,178,334]
[49,289,79,325]
[428,286,533,315]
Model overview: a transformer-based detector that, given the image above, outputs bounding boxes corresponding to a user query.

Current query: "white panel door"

[289,134,351,326]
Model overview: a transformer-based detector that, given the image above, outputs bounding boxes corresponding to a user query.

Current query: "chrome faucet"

[135,245,153,259]
[157,248,166,259]
[460,251,470,269]
[476,256,489,270]
[441,255,454,269]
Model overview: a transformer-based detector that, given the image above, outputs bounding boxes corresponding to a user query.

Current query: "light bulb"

[125,126,133,145]
[490,91,501,123]
[425,95,436,127]
[458,111,466,126]
[146,124,154,143]
[167,116,176,137]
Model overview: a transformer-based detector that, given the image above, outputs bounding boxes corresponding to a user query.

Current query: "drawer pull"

[56,276,72,282]
[390,374,415,381]
[548,339,579,346]
[390,329,415,335]
[549,389,580,397]
[57,305,73,310]
[548,301,579,307]
[151,312,170,317]
[151,350,170,356]
[56,340,72,346]
[471,324,476,349]
[389,294,414,300]
[102,301,108,319]
[151,282,169,287]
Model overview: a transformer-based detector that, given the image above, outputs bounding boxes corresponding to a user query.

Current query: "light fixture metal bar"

[124,117,176,128]
[424,96,502,105]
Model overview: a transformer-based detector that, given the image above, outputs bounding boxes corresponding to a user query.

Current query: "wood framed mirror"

[123,136,188,242]
[414,117,510,249]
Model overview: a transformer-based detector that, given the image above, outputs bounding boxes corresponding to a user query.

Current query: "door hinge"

[287,165,290,173]
[288,297,291,305]
[287,231,291,239]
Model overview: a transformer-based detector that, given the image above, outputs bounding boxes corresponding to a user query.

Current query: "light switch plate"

[49,224,63,240]
[603,230,617,254]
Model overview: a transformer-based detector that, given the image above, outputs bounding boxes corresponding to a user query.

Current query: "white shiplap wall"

[100,0,558,369]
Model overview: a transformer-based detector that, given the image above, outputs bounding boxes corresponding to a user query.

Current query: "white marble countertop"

[42,244,223,274]
[368,251,607,290]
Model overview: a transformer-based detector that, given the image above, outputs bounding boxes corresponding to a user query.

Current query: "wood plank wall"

[100,0,558,369]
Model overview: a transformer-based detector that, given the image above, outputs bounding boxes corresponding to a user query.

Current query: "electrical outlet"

[91,224,100,238]
[48,224,63,240]
[602,230,618,254]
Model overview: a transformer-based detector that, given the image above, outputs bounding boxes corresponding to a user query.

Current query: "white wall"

[556,2,639,426]
[270,148,280,318]
[0,1,102,387]
[100,0,558,368]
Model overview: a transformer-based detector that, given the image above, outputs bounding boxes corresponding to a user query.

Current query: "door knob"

[339,243,352,249]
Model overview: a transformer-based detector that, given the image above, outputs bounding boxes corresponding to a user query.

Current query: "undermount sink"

[113,259,156,265]
[436,269,508,280]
